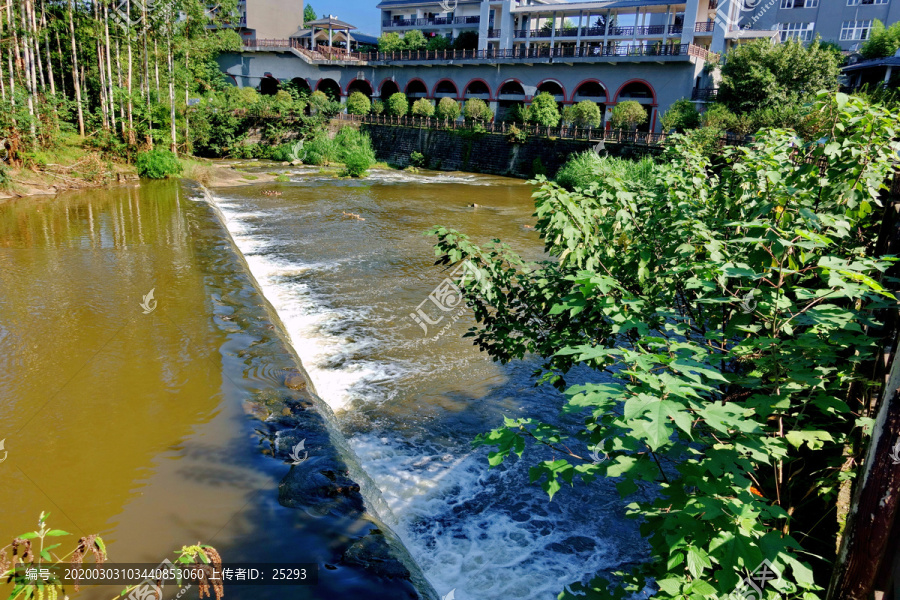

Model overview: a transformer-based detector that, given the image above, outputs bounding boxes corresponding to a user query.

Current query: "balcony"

[512,24,682,38]
[383,16,480,28]
[695,21,715,32]
[487,28,501,38]
[691,87,718,100]
[349,42,716,62]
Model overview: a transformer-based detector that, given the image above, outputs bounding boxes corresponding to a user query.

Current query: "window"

[847,0,887,5]
[840,19,873,39]
[781,0,818,7]
[778,21,815,40]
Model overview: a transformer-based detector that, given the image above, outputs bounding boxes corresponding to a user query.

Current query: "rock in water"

[284,369,307,390]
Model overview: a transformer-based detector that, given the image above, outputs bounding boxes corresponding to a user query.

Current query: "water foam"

[209,189,642,600]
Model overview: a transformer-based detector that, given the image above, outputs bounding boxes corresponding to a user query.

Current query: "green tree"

[304,3,317,25]
[718,38,840,114]
[411,98,436,117]
[464,98,493,122]
[609,100,646,130]
[378,32,405,52]
[402,29,428,50]
[571,100,603,128]
[386,92,409,116]
[661,98,700,132]
[427,92,900,600]
[860,20,900,59]
[436,97,461,121]
[372,99,385,115]
[526,92,560,127]
[346,91,372,115]
[427,35,452,51]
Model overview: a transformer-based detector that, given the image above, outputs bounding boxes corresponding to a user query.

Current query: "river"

[0,168,643,600]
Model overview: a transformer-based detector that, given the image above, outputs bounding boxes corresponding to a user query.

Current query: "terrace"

[241,39,717,64]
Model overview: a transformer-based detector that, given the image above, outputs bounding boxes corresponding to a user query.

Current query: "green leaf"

[686,546,712,578]
[45,530,71,537]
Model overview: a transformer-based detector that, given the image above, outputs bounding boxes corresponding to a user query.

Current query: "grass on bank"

[554,151,658,191]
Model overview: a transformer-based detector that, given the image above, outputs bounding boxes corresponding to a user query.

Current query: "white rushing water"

[208,181,642,600]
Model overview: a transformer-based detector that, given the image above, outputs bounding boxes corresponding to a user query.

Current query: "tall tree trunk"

[115,39,126,136]
[0,4,6,102]
[67,0,85,136]
[7,3,17,102]
[55,30,66,99]
[103,0,116,132]
[126,0,135,145]
[167,20,176,155]
[21,0,38,140]
[142,2,152,148]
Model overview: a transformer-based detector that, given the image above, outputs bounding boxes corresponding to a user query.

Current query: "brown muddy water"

[1,169,644,600]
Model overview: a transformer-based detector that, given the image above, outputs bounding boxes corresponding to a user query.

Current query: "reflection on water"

[211,169,646,600]
[0,182,423,600]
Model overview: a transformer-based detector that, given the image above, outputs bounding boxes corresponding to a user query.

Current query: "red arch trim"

[612,78,658,105]
[570,78,609,103]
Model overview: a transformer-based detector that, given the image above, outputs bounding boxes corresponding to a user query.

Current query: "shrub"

[861,20,900,59]
[701,103,734,129]
[402,29,427,51]
[334,127,376,176]
[377,32,404,52]
[610,101,647,130]
[343,148,373,177]
[526,92,560,127]
[463,98,493,122]
[409,151,426,167]
[371,99,385,115]
[571,100,603,128]
[426,35,452,51]
[302,132,338,165]
[660,98,700,132]
[309,90,330,111]
[135,149,183,179]
[718,38,840,113]
[386,92,409,117]
[436,97,461,121]
[411,98,435,117]
[560,105,577,126]
[346,91,371,115]
[506,125,527,144]
[554,152,657,191]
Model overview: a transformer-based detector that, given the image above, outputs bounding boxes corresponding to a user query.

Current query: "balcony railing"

[513,24,683,38]
[695,21,716,32]
[691,87,718,100]
[487,28,501,38]
[384,16,480,27]
[350,42,715,62]
[336,113,753,149]
[242,39,719,64]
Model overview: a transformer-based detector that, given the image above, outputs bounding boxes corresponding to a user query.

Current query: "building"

[720,0,900,52]
[238,0,306,41]
[220,0,900,132]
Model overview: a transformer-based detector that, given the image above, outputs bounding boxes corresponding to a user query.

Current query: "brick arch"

[463,78,492,99]
[315,78,341,100]
[432,78,460,99]
[497,78,526,97]
[344,78,373,97]
[378,78,401,98]
[534,78,566,101]
[405,78,430,97]
[570,79,608,103]
[613,79,657,105]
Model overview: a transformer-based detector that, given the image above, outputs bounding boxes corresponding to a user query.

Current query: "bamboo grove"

[0,0,241,163]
